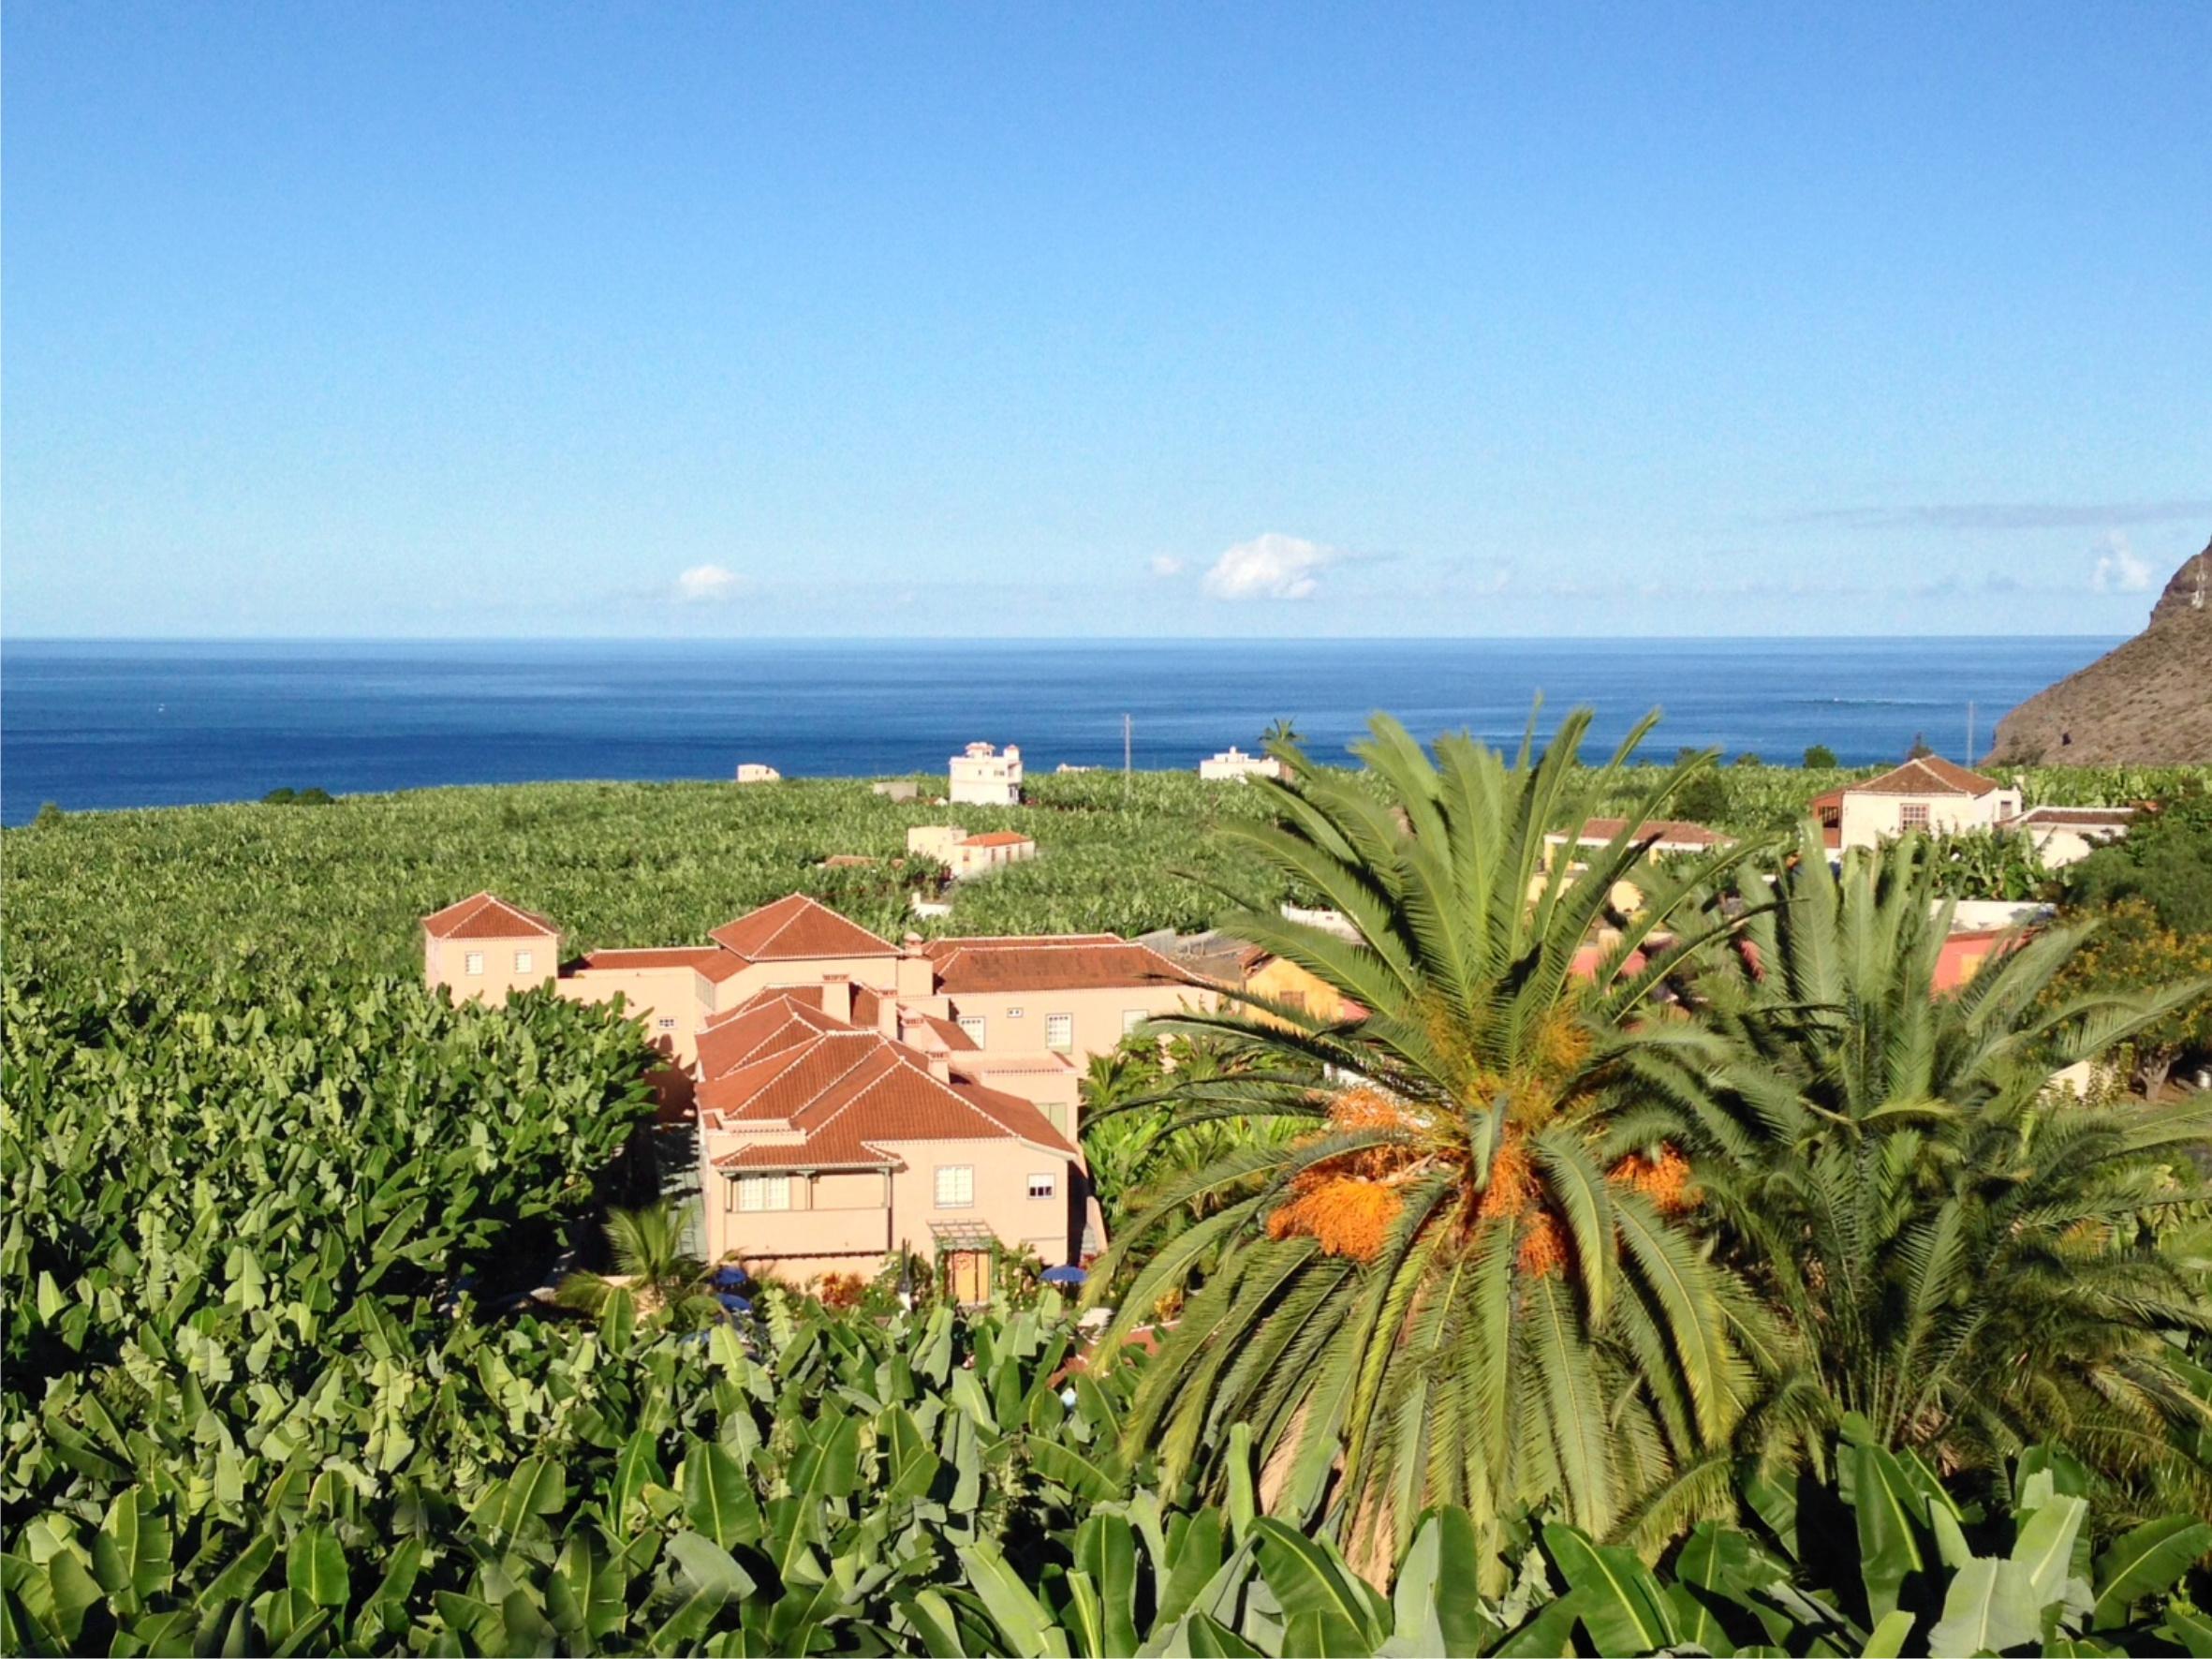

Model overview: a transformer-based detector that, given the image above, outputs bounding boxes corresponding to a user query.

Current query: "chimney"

[818,974,852,1023]
[897,933,935,999]
[877,993,902,1038]
[924,1050,951,1084]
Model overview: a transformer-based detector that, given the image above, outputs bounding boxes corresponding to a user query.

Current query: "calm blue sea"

[0,638,2118,826]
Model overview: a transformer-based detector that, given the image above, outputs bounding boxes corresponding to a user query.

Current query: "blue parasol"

[1040,1266,1087,1286]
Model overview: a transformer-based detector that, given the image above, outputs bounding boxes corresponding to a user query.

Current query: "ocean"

[0,636,2117,826]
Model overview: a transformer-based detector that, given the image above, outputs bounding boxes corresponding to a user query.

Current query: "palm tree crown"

[1092,710,1772,1564]
[1679,830,2212,1514]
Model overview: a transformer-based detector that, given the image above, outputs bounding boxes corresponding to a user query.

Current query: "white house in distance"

[1198,747,1285,782]
[734,763,782,784]
[1812,758,2024,852]
[907,823,1038,879]
[950,742,1023,806]
[2003,805,2138,868]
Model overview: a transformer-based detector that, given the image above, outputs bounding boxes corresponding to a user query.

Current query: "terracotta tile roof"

[708,1032,1077,1171]
[904,1010,980,1051]
[2009,806,2138,829]
[922,935,1197,995]
[961,831,1034,848]
[700,1029,884,1120]
[708,894,898,962]
[421,892,559,940]
[696,992,854,1082]
[1850,758,2005,798]
[1554,817,1733,849]
[576,946,727,972]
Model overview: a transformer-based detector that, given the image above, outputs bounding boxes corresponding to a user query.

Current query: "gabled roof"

[922,935,1195,995]
[705,1015,1078,1173]
[696,989,856,1082]
[1551,817,1733,850]
[1849,757,2006,798]
[420,892,559,940]
[707,894,898,962]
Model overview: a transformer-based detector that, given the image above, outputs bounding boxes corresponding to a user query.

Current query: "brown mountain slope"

[1986,536,2212,765]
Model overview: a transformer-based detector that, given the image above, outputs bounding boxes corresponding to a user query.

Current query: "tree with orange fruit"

[1087,709,1777,1579]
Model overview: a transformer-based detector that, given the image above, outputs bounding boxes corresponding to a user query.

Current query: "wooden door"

[947,1251,990,1303]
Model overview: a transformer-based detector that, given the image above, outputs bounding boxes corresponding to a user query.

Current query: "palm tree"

[1675,829,2212,1514]
[1262,717,1301,749]
[1090,710,1773,1566]
[555,1201,719,1328]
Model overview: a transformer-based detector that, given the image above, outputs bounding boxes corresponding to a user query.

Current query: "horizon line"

[0,630,2130,646]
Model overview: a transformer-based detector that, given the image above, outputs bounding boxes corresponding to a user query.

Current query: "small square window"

[464,951,485,975]
[1028,1173,1056,1200]
[935,1165,974,1208]
[1007,1007,1025,1019]
[657,1016,677,1030]
[1122,1009,1147,1035]
[514,950,534,973]
[1900,803,1930,830]
[956,1015,986,1044]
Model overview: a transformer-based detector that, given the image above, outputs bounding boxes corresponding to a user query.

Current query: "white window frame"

[1027,1172,1057,1200]
[514,949,534,973]
[934,1165,975,1209]
[1045,1013,1074,1054]
[657,1016,678,1030]
[735,1175,791,1213]
[1007,1006,1025,1019]
[1122,1009,1148,1035]
[956,1015,986,1045]
[464,951,485,976]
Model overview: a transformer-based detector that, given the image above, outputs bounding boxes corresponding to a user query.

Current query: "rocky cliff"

[1986,536,2212,765]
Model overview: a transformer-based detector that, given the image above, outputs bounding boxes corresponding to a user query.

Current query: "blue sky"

[5,2,2207,638]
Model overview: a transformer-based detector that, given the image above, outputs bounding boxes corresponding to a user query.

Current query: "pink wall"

[944,982,1217,1074]
[555,965,714,1065]
[425,928,558,1003]
[713,954,901,1013]
[700,1136,1079,1274]
[882,1135,1079,1266]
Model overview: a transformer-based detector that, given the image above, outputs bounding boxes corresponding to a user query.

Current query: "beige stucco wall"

[951,1055,1083,1139]
[699,1137,1076,1270]
[700,1162,896,1265]
[944,982,1217,1074]
[1838,789,2020,850]
[882,1135,1079,1266]
[712,954,901,1013]
[555,965,715,1065]
[425,929,558,1003]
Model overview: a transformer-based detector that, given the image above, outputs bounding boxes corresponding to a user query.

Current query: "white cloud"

[676,564,742,603]
[1147,555,1186,579]
[2090,534,2151,594]
[1202,533,1339,601]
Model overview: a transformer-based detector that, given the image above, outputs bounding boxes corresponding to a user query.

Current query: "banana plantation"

[5,723,2210,1655]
